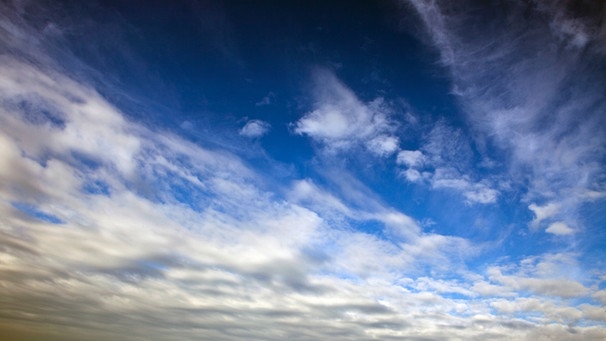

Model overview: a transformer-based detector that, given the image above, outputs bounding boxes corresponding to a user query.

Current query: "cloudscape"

[1,1,605,340]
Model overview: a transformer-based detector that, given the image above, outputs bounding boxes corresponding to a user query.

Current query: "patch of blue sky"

[11,202,64,224]
[70,150,104,170]
[81,180,110,196]
[139,167,214,211]
[353,219,390,238]
[167,181,212,211]
[3,94,66,129]
[136,259,169,272]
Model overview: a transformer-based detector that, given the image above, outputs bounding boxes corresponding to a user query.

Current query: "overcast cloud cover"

[0,1,605,340]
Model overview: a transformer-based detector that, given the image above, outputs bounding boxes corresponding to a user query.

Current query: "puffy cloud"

[491,298,583,323]
[401,168,423,182]
[431,168,498,204]
[485,254,589,299]
[546,221,575,236]
[294,69,398,156]
[592,290,606,305]
[528,202,561,228]
[367,134,399,156]
[470,280,514,297]
[396,150,425,168]
[239,119,271,138]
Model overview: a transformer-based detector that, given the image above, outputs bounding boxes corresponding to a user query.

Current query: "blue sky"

[1,0,605,340]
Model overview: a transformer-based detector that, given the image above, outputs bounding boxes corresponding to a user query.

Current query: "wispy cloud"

[403,0,606,230]
[395,121,499,204]
[239,119,271,138]
[255,91,275,106]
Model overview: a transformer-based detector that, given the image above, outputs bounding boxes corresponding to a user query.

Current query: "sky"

[0,0,605,340]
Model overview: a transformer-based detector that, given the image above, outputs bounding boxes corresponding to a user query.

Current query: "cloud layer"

[0,1,605,340]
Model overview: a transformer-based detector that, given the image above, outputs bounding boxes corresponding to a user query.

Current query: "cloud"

[255,91,275,106]
[545,221,575,236]
[396,150,425,168]
[431,168,498,204]
[403,0,606,224]
[1,1,605,340]
[593,290,606,305]
[485,253,590,299]
[401,168,424,182]
[528,202,561,228]
[395,123,499,204]
[294,69,398,156]
[239,119,271,138]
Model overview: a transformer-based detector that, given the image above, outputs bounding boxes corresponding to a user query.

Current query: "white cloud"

[528,202,561,228]
[582,304,606,323]
[485,254,590,299]
[294,69,398,156]
[289,179,352,217]
[491,297,584,324]
[401,168,423,182]
[396,150,425,167]
[367,134,399,156]
[239,119,271,138]
[593,290,606,305]
[546,221,575,236]
[431,167,498,204]
[394,122,499,204]
[471,280,513,297]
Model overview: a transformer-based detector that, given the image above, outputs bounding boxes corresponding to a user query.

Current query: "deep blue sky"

[1,1,605,340]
